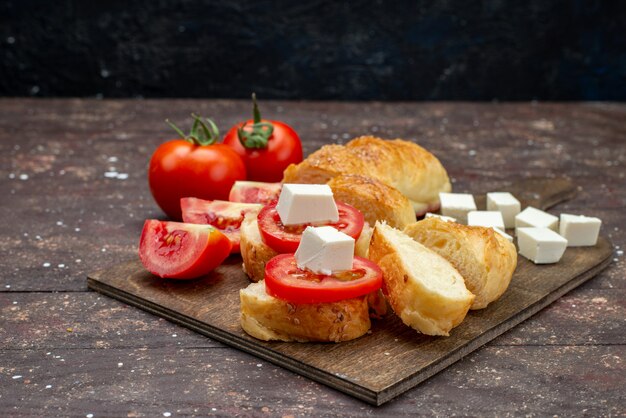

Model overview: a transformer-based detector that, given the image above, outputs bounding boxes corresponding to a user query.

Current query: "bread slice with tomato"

[240,281,371,343]
[240,252,382,343]
[239,201,371,282]
[369,221,474,336]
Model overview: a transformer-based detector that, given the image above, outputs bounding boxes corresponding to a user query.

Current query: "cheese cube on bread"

[368,222,474,336]
[295,226,354,275]
[276,184,338,226]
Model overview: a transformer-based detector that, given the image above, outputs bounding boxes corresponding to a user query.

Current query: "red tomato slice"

[228,180,282,204]
[257,201,364,253]
[138,220,231,279]
[264,254,383,304]
[181,198,262,253]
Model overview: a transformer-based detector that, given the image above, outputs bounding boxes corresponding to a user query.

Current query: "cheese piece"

[276,184,339,226]
[294,226,354,275]
[515,206,558,232]
[559,213,602,247]
[486,192,521,228]
[467,211,505,231]
[425,213,457,223]
[439,193,477,224]
[517,227,568,264]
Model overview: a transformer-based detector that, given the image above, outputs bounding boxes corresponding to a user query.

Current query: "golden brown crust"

[282,136,451,214]
[240,281,371,342]
[368,222,474,336]
[327,174,415,229]
[239,212,278,282]
[404,218,518,310]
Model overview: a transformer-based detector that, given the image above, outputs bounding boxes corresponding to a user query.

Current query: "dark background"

[1,0,624,100]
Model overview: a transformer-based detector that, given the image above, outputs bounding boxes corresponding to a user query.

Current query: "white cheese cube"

[517,227,568,264]
[486,192,521,228]
[425,213,457,223]
[493,227,514,242]
[276,184,339,226]
[467,211,505,231]
[439,193,477,224]
[559,213,601,247]
[294,226,354,275]
[515,207,558,232]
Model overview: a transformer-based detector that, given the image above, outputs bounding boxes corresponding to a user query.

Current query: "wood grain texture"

[1,99,624,415]
[87,178,613,405]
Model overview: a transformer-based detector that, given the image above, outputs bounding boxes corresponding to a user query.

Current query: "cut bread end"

[369,221,474,336]
[404,217,517,310]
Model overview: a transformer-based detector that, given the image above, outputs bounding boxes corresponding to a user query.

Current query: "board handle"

[474,177,576,211]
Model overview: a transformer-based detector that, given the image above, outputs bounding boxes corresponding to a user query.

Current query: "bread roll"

[369,222,474,336]
[327,174,415,229]
[240,281,371,342]
[404,217,517,310]
[283,136,451,215]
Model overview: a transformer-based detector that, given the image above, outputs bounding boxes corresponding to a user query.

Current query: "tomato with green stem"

[149,115,246,220]
[223,94,303,182]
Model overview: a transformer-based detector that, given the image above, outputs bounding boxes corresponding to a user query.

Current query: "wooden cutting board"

[87,178,613,406]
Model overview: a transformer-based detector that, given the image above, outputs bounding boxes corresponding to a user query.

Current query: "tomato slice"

[257,201,364,253]
[138,220,232,279]
[264,254,382,304]
[181,198,262,253]
[228,180,282,204]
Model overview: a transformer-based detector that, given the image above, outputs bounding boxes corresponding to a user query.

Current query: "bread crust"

[369,222,474,336]
[327,174,415,229]
[404,218,517,310]
[239,212,278,282]
[282,136,451,215]
[240,281,371,342]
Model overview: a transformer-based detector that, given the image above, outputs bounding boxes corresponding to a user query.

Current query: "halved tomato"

[264,254,383,304]
[181,198,262,253]
[138,220,231,279]
[228,180,282,204]
[257,201,364,253]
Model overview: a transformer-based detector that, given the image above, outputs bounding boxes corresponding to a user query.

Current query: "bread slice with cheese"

[404,217,517,310]
[240,281,371,342]
[368,222,474,336]
[283,136,451,215]
[240,212,374,283]
[327,174,416,229]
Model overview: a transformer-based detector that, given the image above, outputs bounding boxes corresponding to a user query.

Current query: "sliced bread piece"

[368,221,474,336]
[404,217,517,310]
[240,281,371,342]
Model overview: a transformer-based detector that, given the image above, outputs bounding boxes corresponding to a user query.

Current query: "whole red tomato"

[223,94,302,182]
[149,116,246,220]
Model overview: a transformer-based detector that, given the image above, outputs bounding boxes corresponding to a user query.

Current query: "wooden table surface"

[1,99,624,417]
